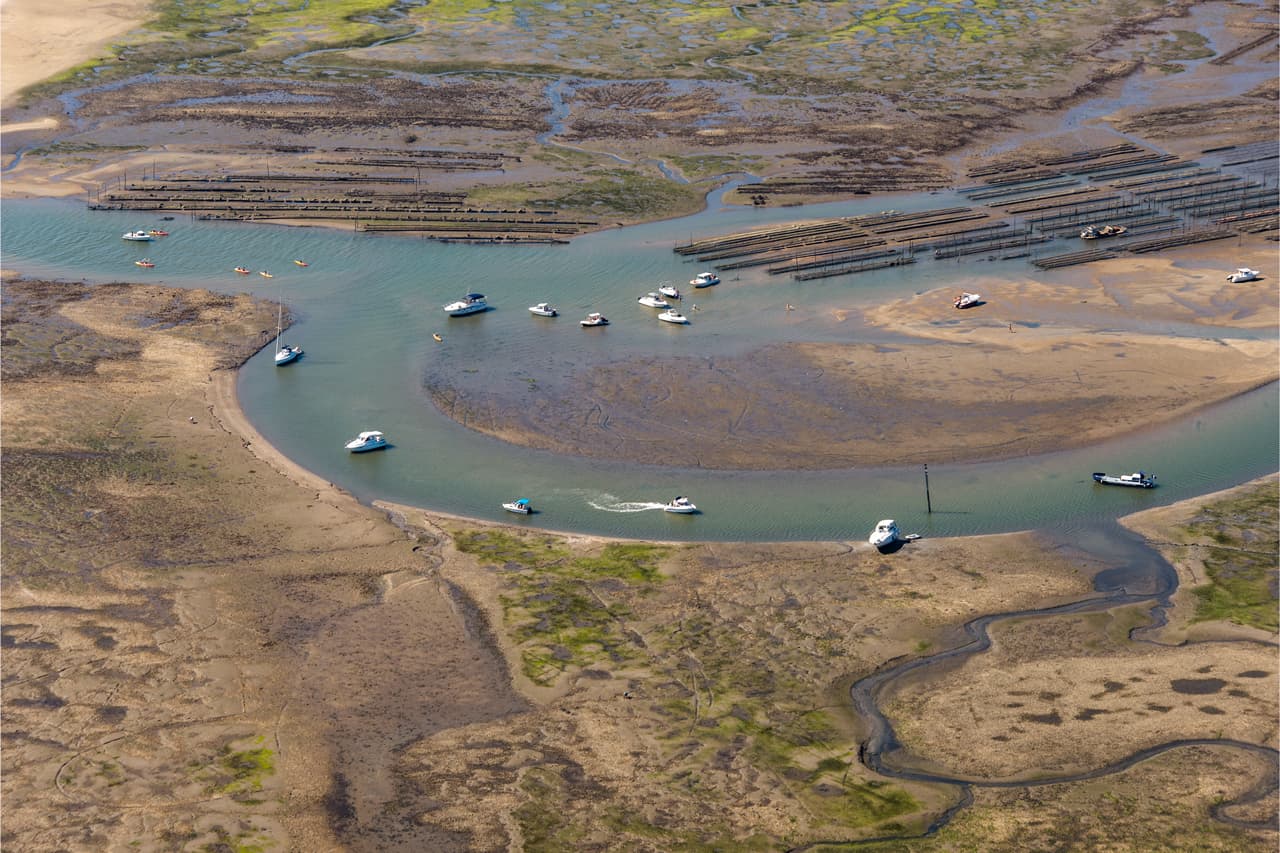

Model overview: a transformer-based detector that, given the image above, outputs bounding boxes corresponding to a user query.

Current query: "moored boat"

[528,302,558,317]
[122,230,154,242]
[658,310,689,324]
[691,271,720,288]
[1227,267,1260,283]
[1092,471,1156,488]
[580,312,609,327]
[444,293,489,316]
[663,496,697,514]
[869,519,899,549]
[345,430,388,453]
[658,283,680,299]
[638,292,670,308]
[502,498,532,514]
[273,298,302,366]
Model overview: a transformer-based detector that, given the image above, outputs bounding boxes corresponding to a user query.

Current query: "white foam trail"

[587,496,667,513]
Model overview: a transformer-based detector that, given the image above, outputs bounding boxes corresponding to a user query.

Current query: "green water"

[3,196,1276,540]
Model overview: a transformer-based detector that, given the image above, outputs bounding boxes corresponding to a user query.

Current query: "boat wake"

[587,495,668,513]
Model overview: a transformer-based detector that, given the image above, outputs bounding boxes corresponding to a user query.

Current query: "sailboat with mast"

[273,297,303,366]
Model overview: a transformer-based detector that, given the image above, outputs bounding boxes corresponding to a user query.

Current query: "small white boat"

[658,284,681,299]
[444,293,489,316]
[122,230,154,242]
[345,430,388,453]
[581,312,609,327]
[503,498,532,514]
[638,292,670,308]
[691,271,720,288]
[869,519,900,549]
[953,292,981,309]
[658,310,689,325]
[663,496,697,514]
[528,302,558,317]
[1227,267,1260,283]
[1092,471,1156,488]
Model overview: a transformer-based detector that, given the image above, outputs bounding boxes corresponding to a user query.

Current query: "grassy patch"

[454,529,667,684]
[1181,480,1278,632]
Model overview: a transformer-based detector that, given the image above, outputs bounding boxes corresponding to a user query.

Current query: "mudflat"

[2,277,1275,849]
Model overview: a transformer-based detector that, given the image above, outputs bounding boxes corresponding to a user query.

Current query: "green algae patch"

[1182,480,1278,632]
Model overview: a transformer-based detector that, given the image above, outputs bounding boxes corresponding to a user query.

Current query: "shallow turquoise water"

[3,196,1276,540]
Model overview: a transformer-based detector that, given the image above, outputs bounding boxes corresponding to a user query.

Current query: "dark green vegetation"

[1184,479,1279,632]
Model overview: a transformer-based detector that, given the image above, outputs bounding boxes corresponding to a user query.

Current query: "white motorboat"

[528,302,558,317]
[691,271,720,288]
[444,293,489,316]
[953,292,981,309]
[1092,471,1156,488]
[122,230,155,242]
[638,292,670,308]
[658,310,689,324]
[345,430,388,453]
[1227,267,1260,283]
[502,498,532,514]
[658,284,681,299]
[663,496,697,514]
[273,300,302,366]
[580,312,609,327]
[869,519,900,549]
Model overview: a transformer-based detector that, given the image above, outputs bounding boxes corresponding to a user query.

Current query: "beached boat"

[528,302,558,317]
[869,519,899,549]
[234,266,251,275]
[502,498,532,514]
[580,312,609,327]
[953,292,981,309]
[658,284,681,299]
[1227,267,1260,283]
[122,230,154,242]
[273,300,302,366]
[444,293,489,316]
[345,430,388,453]
[690,271,720,288]
[663,496,697,514]
[1092,471,1156,488]
[134,258,155,268]
[658,310,689,324]
[638,292,670,308]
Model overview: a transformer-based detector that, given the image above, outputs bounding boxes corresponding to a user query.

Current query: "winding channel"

[811,522,1280,848]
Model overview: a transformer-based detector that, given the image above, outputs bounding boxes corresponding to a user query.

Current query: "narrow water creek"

[837,522,1279,845]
